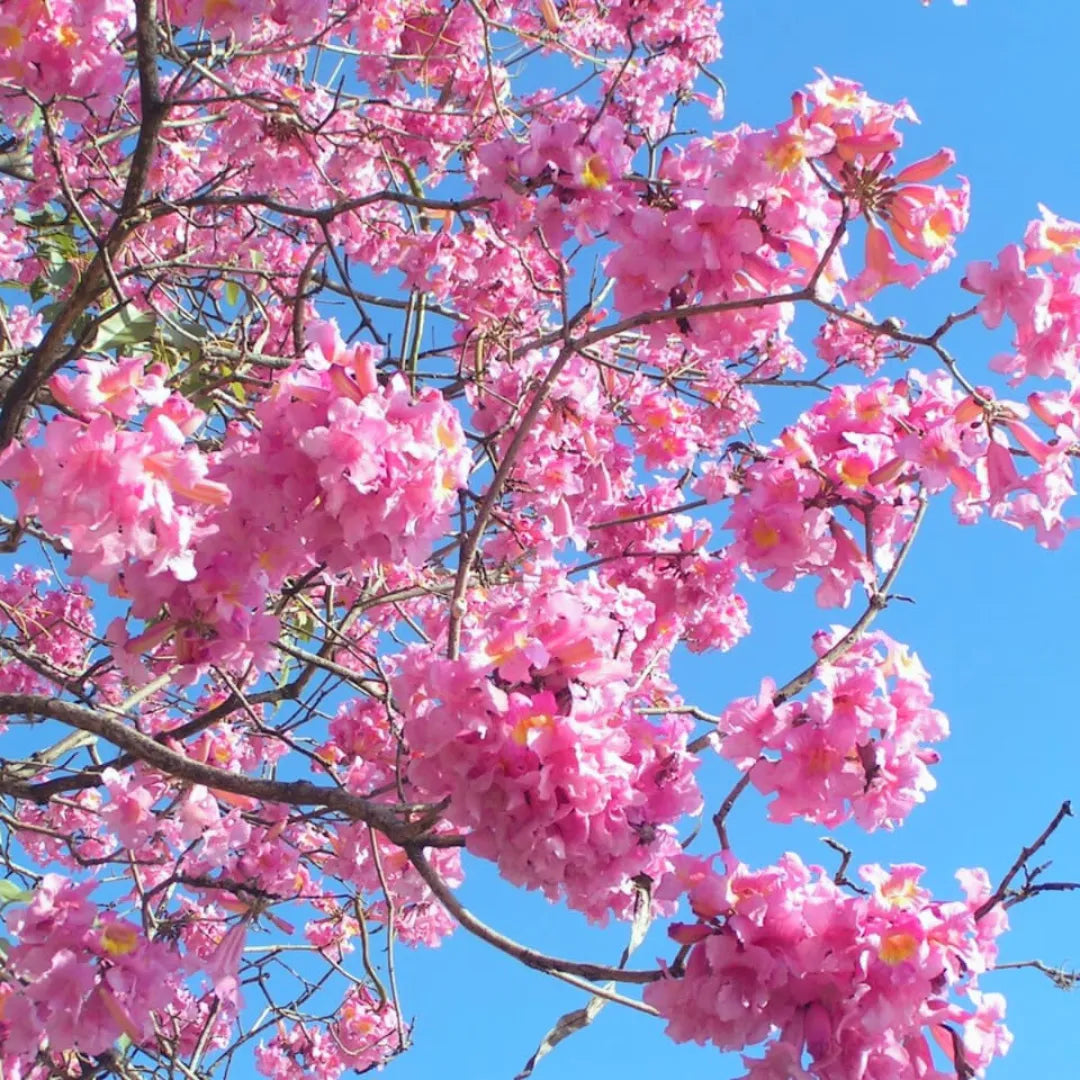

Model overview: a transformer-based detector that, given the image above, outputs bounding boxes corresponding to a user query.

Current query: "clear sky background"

[371,3,1080,1079]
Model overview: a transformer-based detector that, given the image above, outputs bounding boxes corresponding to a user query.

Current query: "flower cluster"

[0,401,228,587]
[0,0,130,121]
[590,481,751,655]
[2,323,471,678]
[814,308,903,375]
[255,987,402,1080]
[2,875,180,1064]
[216,322,472,575]
[645,852,1010,1080]
[315,698,462,947]
[791,74,969,299]
[0,566,95,701]
[393,574,702,920]
[716,630,947,830]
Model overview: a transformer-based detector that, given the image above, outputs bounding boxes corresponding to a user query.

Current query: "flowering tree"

[0,0,1074,1076]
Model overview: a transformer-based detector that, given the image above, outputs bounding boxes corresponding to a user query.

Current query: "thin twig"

[975,801,1074,920]
[994,958,1079,990]
[403,847,663,985]
[712,772,752,852]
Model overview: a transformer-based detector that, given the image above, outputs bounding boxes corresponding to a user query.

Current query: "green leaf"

[160,317,210,348]
[49,231,80,259]
[224,279,241,307]
[0,879,32,904]
[18,208,63,230]
[20,105,43,133]
[93,310,158,352]
[45,263,75,292]
[276,657,296,690]
[291,608,316,644]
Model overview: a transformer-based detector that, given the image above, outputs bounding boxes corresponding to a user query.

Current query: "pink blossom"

[646,852,1009,1078]
[962,244,1051,330]
[717,632,947,830]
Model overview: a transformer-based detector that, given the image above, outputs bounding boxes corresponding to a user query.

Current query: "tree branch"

[403,846,663,985]
[975,800,1074,920]
[0,694,454,850]
[0,0,167,449]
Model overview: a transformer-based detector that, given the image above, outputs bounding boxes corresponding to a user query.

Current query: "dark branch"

[0,0,167,449]
[976,800,1074,920]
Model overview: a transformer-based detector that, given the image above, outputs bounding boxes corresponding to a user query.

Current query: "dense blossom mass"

[0,0,1072,1078]
[646,854,1009,1079]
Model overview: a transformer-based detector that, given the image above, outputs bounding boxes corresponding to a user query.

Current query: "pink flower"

[1023,203,1080,266]
[100,768,158,848]
[717,632,947,831]
[394,575,702,921]
[850,224,922,299]
[3,875,180,1062]
[645,851,1009,1076]
[202,921,248,1009]
[962,244,1051,330]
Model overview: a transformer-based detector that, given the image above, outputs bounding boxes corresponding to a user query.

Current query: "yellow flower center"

[751,519,780,550]
[767,137,805,174]
[436,420,459,450]
[879,931,918,965]
[581,154,610,190]
[879,877,919,908]
[921,210,953,250]
[510,711,554,746]
[100,923,140,956]
[1045,226,1080,256]
[806,745,834,777]
[485,629,529,669]
[839,458,872,488]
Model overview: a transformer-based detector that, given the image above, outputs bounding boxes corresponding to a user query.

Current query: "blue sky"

[378,3,1080,1078]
